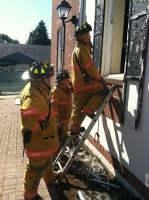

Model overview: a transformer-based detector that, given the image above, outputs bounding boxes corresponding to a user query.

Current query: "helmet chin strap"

[41,79,51,91]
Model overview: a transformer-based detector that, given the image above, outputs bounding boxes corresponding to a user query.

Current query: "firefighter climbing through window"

[70,22,109,135]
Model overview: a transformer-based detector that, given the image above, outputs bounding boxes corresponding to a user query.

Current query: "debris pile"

[55,145,135,200]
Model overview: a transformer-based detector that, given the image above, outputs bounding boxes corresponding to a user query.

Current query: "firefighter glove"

[100,77,107,87]
[99,77,109,96]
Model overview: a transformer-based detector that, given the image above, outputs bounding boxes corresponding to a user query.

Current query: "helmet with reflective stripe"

[22,62,54,80]
[74,22,92,38]
[56,70,70,81]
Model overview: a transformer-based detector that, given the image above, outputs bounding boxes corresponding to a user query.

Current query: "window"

[94,0,129,75]
[57,27,64,71]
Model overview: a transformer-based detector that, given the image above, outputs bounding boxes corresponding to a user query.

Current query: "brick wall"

[51,0,79,84]
[103,78,123,124]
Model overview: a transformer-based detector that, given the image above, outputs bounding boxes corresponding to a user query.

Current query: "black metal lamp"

[56,0,77,70]
[57,0,77,25]
[57,0,72,22]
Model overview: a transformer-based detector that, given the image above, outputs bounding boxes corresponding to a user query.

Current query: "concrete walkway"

[0,96,60,200]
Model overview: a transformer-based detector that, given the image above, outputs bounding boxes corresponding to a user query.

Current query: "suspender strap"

[73,48,90,84]
[73,48,85,75]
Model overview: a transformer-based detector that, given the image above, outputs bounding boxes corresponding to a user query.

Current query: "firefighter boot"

[46,170,63,185]
[55,170,63,182]
[70,126,85,135]
[25,194,43,200]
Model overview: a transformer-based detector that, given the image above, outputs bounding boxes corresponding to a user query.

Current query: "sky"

[0,0,52,44]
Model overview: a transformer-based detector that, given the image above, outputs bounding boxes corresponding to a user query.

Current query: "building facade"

[51,0,149,199]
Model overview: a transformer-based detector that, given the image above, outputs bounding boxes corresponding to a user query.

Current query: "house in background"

[51,0,149,199]
[0,43,50,92]
[0,43,50,71]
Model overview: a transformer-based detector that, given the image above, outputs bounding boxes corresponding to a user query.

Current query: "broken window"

[125,0,148,78]
[93,0,105,72]
[94,0,130,75]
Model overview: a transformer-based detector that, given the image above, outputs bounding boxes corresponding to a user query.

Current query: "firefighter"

[21,62,61,200]
[49,70,72,147]
[70,22,109,134]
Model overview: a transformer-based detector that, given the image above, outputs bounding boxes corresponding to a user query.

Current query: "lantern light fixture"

[57,0,77,25]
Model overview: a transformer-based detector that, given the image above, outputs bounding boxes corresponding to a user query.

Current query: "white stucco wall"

[83,0,149,189]
[82,39,149,189]
[82,77,149,187]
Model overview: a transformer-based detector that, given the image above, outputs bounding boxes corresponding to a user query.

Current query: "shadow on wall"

[101,88,149,198]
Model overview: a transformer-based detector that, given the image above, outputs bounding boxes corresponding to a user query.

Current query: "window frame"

[101,0,126,76]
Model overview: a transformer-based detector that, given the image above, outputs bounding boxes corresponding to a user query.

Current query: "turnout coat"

[20,81,59,158]
[71,42,104,94]
[50,85,72,126]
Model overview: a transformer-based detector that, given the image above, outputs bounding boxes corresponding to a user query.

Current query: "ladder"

[53,84,117,183]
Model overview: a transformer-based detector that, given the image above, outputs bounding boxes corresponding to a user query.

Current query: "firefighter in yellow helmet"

[49,70,73,148]
[21,62,61,200]
[70,22,109,134]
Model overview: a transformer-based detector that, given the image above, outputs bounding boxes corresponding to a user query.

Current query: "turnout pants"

[23,157,56,199]
[70,91,105,132]
[57,124,69,152]
[57,124,69,142]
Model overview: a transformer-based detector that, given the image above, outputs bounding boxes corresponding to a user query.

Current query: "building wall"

[82,0,149,199]
[51,0,79,85]
[83,78,149,199]
[51,0,149,198]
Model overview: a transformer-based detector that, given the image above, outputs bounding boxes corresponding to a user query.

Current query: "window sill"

[103,74,124,86]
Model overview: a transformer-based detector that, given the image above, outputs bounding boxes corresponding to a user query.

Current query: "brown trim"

[87,134,149,199]
[103,79,123,124]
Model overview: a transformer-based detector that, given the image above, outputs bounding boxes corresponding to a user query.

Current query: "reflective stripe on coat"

[71,42,104,93]
[20,81,59,157]
[50,85,72,125]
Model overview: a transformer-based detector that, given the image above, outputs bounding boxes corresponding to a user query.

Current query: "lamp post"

[57,0,77,70]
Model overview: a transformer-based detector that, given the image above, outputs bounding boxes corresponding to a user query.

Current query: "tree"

[0,34,19,44]
[26,20,51,46]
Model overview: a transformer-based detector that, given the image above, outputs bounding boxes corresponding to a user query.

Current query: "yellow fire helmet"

[74,22,92,38]
[22,62,54,80]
